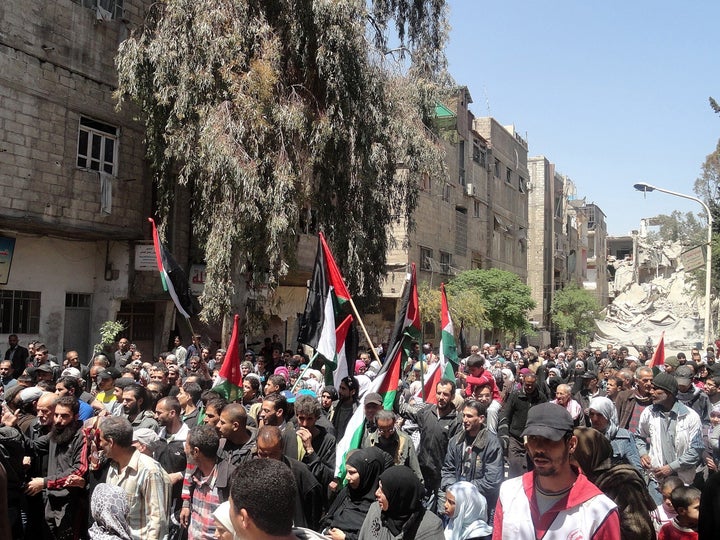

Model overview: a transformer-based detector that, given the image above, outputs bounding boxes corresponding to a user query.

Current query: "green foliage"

[550,284,600,346]
[94,320,128,354]
[115,0,450,322]
[645,211,706,246]
[418,281,487,330]
[445,269,535,337]
[694,139,720,295]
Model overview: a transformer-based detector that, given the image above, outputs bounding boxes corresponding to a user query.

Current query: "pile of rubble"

[592,243,706,352]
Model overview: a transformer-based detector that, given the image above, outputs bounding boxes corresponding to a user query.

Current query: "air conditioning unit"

[464,183,476,196]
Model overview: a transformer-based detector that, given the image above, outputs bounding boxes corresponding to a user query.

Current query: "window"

[421,173,431,193]
[518,176,526,193]
[455,207,467,257]
[72,0,124,20]
[472,142,486,167]
[440,251,451,274]
[0,290,41,333]
[458,141,466,186]
[65,293,92,308]
[506,167,512,183]
[116,301,155,341]
[420,247,433,271]
[77,116,119,175]
[442,183,450,202]
[474,200,481,218]
[494,159,501,178]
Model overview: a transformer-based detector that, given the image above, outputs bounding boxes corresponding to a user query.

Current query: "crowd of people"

[3,333,720,539]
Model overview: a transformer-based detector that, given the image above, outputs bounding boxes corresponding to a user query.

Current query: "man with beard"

[258,392,300,460]
[397,378,461,512]
[24,391,56,540]
[101,416,171,540]
[635,372,704,504]
[494,403,620,539]
[25,395,89,540]
[498,372,548,478]
[367,410,423,482]
[122,384,159,432]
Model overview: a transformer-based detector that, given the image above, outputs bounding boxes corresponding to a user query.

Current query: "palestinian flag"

[421,282,458,404]
[148,217,199,319]
[212,314,243,401]
[649,331,665,368]
[298,232,358,388]
[335,264,419,477]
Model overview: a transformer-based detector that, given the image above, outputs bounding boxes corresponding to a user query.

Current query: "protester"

[88,483,133,540]
[493,403,620,538]
[321,447,393,540]
[443,481,492,540]
[358,465,444,540]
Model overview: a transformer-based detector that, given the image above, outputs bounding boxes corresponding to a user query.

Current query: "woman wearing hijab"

[322,447,394,540]
[212,501,237,540]
[88,483,132,540]
[588,396,643,473]
[358,465,443,540]
[443,482,492,540]
[572,427,657,540]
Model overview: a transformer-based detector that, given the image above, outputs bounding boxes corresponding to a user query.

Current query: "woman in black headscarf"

[322,447,393,540]
[572,427,657,540]
[358,465,443,540]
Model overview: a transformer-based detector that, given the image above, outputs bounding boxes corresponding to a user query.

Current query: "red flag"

[212,314,243,400]
[649,332,665,368]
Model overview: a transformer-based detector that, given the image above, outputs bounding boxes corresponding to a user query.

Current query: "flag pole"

[291,352,318,393]
[346,298,381,364]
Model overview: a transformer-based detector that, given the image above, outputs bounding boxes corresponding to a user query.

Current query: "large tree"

[550,284,600,348]
[116,0,450,322]
[445,269,535,341]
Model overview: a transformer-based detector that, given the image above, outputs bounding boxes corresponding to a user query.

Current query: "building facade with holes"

[0,0,183,361]
[370,88,530,348]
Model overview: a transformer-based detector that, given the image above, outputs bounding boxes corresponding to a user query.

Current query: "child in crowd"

[653,477,684,532]
[658,485,701,540]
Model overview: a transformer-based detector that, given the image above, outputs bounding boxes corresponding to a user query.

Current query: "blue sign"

[0,236,16,285]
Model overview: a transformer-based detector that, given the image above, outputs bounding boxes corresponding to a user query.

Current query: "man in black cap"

[675,364,711,426]
[635,372,704,503]
[494,403,620,538]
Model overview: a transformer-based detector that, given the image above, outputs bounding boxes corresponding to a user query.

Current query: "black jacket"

[399,402,462,490]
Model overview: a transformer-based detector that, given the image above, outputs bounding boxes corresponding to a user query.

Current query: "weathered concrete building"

[366,89,529,346]
[0,0,173,360]
[578,203,610,308]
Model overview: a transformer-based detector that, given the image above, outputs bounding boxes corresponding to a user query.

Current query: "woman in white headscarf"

[588,396,643,473]
[443,481,492,540]
[212,501,238,540]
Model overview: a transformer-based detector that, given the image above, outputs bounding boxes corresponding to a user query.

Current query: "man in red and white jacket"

[493,403,621,540]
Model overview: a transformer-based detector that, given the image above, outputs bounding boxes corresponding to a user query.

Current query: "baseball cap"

[97,367,120,380]
[61,367,81,378]
[132,428,159,447]
[36,364,54,373]
[521,403,574,441]
[581,371,598,380]
[364,392,383,406]
[674,365,694,386]
[19,386,44,405]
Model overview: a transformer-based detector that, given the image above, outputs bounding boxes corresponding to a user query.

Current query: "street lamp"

[634,182,714,348]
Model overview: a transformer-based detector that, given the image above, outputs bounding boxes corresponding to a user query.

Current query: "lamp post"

[634,182,713,348]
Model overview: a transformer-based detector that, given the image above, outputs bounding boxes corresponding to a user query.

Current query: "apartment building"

[0,0,173,359]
